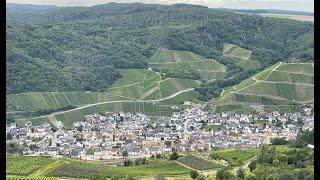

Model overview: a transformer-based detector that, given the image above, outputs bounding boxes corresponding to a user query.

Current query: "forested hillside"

[6,3,314,94]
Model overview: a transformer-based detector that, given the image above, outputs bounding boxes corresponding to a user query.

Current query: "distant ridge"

[6,3,57,10]
[218,8,313,16]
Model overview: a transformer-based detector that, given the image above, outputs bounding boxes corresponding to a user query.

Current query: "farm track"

[224,62,283,96]
[108,82,142,89]
[149,59,215,64]
[142,86,159,99]
[264,62,283,80]
[15,88,195,121]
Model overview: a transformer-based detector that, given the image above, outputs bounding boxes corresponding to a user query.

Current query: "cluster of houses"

[6,104,313,160]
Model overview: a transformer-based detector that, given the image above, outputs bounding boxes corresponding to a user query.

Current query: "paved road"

[15,88,195,121]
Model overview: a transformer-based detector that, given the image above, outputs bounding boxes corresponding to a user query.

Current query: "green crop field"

[212,63,314,112]
[7,156,191,179]
[210,148,258,166]
[178,155,223,170]
[223,43,252,60]
[149,50,205,63]
[234,58,261,70]
[222,43,261,70]
[149,50,227,80]
[6,156,55,176]
[99,161,191,178]
[46,161,106,178]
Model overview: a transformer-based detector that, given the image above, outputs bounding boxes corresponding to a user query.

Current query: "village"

[6,103,314,161]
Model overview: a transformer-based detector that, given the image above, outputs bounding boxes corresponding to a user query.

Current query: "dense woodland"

[7,3,314,96]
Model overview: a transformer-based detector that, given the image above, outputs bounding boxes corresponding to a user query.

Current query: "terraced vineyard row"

[7,69,199,114]
[223,43,252,59]
[7,156,191,179]
[222,43,261,70]
[211,62,314,113]
[6,156,54,176]
[149,50,227,81]
[178,155,223,170]
[149,50,205,63]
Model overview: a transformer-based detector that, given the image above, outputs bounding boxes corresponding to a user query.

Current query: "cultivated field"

[6,156,55,176]
[211,62,314,113]
[7,69,200,116]
[148,50,206,63]
[210,148,258,166]
[149,50,227,80]
[222,43,261,70]
[178,155,223,170]
[223,43,252,60]
[6,156,191,179]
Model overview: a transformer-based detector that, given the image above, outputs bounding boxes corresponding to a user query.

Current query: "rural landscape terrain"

[6,2,314,180]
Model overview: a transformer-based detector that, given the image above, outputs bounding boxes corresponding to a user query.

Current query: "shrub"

[190,170,199,179]
[170,152,179,160]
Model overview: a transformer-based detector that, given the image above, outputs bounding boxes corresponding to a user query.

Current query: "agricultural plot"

[222,43,261,70]
[267,70,314,84]
[149,50,227,80]
[213,104,256,114]
[210,148,258,166]
[178,155,222,170]
[212,63,314,112]
[99,161,191,178]
[241,82,314,102]
[234,58,261,70]
[7,68,200,118]
[46,161,106,178]
[107,69,200,100]
[110,69,146,87]
[6,156,55,176]
[223,43,252,59]
[6,177,55,180]
[158,78,199,98]
[6,156,190,179]
[149,50,205,63]
[6,91,99,112]
[276,63,314,75]
[40,157,190,179]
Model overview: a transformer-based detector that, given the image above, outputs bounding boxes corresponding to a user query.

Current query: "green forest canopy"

[6,3,314,95]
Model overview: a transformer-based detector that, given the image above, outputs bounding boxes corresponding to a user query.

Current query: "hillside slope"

[211,62,314,113]
[6,3,314,92]
[6,69,200,113]
[222,43,261,70]
[148,50,227,80]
